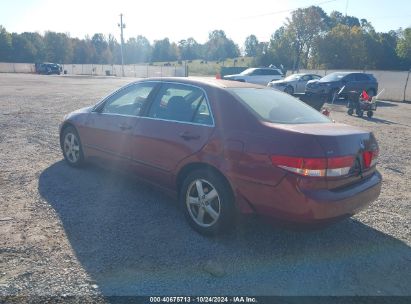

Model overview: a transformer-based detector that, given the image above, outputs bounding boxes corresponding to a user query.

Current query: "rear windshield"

[228,88,330,124]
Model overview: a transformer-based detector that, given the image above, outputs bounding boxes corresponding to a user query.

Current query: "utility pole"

[118,14,125,77]
[345,0,349,16]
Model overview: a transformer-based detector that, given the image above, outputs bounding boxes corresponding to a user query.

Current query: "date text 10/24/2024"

[149,297,258,303]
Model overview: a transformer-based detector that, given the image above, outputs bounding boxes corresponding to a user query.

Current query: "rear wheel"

[180,169,235,235]
[367,111,373,118]
[284,85,294,95]
[357,109,364,117]
[61,126,84,167]
[347,108,354,115]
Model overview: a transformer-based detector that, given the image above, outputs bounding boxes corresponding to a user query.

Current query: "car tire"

[180,169,235,236]
[61,126,85,167]
[284,85,294,95]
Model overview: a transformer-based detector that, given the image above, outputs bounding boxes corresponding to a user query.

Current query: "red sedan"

[60,78,381,235]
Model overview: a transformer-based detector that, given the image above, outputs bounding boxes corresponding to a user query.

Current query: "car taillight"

[271,155,355,177]
[364,149,379,168]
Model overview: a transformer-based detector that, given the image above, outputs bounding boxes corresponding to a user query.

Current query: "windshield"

[319,73,347,82]
[284,74,301,81]
[228,88,330,124]
[239,68,255,76]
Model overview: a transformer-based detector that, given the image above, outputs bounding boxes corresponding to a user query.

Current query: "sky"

[1,0,411,47]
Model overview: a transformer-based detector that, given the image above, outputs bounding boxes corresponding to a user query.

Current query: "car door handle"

[118,124,132,131]
[179,132,200,141]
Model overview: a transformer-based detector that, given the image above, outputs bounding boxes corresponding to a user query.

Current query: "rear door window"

[228,88,330,124]
[263,69,281,76]
[355,74,369,81]
[343,74,356,82]
[251,69,263,76]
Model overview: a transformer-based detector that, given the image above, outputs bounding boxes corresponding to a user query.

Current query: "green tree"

[108,34,121,64]
[397,28,411,67]
[11,33,37,62]
[314,24,367,69]
[125,35,152,63]
[0,26,12,61]
[152,38,177,62]
[44,31,73,63]
[286,6,329,70]
[22,32,46,62]
[178,38,200,60]
[329,11,360,28]
[257,26,294,70]
[244,35,259,57]
[205,30,239,60]
[91,33,110,63]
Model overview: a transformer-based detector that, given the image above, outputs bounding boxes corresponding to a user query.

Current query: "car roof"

[328,71,365,75]
[139,77,265,89]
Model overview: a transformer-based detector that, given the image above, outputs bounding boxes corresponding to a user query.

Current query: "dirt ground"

[0,73,410,299]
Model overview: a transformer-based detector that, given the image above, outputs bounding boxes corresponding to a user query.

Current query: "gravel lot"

[0,73,410,298]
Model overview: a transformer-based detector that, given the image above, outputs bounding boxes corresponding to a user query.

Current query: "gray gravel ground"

[0,73,410,299]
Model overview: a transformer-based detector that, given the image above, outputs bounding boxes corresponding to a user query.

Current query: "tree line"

[0,6,410,70]
[0,27,240,65]
[249,7,411,71]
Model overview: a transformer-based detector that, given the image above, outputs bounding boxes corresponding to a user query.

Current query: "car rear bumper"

[235,170,382,224]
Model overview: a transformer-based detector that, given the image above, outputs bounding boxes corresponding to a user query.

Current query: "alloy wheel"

[63,132,80,163]
[186,179,221,228]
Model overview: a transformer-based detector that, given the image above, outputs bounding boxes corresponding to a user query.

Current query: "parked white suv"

[223,68,284,85]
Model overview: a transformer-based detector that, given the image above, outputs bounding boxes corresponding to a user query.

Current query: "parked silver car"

[223,68,284,86]
[268,73,322,94]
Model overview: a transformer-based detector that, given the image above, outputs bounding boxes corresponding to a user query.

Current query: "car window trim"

[143,81,215,127]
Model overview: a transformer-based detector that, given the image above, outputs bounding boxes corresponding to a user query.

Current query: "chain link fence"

[0,62,186,78]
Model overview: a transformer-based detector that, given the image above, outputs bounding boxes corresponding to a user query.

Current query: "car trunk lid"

[265,122,379,189]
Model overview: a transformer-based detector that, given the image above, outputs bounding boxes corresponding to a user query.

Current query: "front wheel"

[61,126,84,167]
[357,109,364,117]
[284,85,294,95]
[180,169,235,235]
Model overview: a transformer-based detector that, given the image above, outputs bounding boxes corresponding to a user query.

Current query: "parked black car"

[35,63,62,75]
[305,72,378,101]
